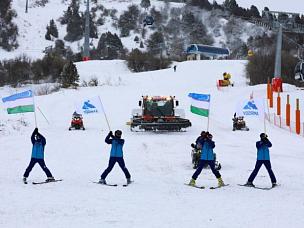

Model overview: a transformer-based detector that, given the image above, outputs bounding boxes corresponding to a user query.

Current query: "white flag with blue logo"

[236,98,265,119]
[75,96,103,115]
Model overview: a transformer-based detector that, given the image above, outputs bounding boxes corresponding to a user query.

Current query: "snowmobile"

[69,112,85,130]
[232,113,249,131]
[191,144,221,170]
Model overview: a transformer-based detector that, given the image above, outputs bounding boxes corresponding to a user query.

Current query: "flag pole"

[98,96,111,131]
[37,106,50,125]
[207,95,211,132]
[264,115,267,133]
[264,98,267,134]
[31,90,38,128]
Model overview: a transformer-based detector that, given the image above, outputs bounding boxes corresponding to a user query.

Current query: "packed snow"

[1,59,304,227]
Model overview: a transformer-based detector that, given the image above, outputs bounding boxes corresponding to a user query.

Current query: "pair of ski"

[24,179,63,185]
[93,181,133,187]
[238,183,278,190]
[185,183,229,189]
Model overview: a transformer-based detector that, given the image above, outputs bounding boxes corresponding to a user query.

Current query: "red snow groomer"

[69,112,85,130]
[130,96,191,131]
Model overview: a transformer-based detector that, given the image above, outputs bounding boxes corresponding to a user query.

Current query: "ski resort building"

[186,44,230,60]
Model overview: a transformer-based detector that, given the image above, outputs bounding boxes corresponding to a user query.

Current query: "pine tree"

[147,32,164,54]
[140,41,144,48]
[249,5,260,18]
[45,26,52,40]
[49,19,59,38]
[97,32,124,59]
[64,0,83,42]
[60,61,79,88]
[0,0,18,51]
[134,36,140,42]
[118,5,140,37]
[140,0,151,10]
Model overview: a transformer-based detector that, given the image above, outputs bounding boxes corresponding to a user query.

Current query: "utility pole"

[272,24,283,92]
[159,44,163,69]
[83,0,90,61]
[25,0,28,13]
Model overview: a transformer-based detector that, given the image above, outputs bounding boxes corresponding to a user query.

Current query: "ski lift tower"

[83,0,90,61]
[263,10,304,92]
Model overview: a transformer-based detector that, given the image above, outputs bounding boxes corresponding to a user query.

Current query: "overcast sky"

[215,0,304,15]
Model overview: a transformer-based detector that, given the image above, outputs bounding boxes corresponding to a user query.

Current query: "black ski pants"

[23,158,53,178]
[101,157,131,179]
[248,160,277,183]
[192,159,221,180]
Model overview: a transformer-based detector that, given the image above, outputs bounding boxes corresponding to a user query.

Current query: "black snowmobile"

[232,113,249,131]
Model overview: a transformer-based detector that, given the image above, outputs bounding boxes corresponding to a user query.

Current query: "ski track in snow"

[0,60,304,227]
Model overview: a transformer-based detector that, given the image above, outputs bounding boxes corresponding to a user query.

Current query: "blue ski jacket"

[31,133,46,159]
[105,134,125,157]
[200,139,215,160]
[256,139,272,160]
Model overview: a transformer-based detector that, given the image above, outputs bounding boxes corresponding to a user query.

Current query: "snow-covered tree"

[140,0,151,10]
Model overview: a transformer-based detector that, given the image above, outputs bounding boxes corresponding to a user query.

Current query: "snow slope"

[1,60,304,228]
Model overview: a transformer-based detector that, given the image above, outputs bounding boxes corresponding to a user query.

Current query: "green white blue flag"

[2,90,35,114]
[188,93,210,117]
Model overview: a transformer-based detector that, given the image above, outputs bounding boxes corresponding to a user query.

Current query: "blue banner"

[2,90,33,103]
[188,93,210,102]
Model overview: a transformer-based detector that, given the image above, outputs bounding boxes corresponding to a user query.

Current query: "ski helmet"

[115,130,122,138]
[260,133,267,139]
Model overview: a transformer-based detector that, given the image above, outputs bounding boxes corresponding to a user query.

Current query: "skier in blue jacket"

[245,133,277,187]
[23,128,54,183]
[189,132,225,187]
[99,130,131,184]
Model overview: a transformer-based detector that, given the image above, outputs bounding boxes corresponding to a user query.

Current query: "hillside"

[216,0,304,14]
[0,0,268,61]
[0,59,304,227]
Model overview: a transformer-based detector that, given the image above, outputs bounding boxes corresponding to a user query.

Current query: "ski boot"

[272,182,277,188]
[189,178,196,186]
[217,177,225,187]
[23,177,27,184]
[127,178,132,185]
[46,177,55,182]
[98,179,106,185]
[244,181,255,187]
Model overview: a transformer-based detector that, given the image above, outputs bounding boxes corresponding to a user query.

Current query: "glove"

[33,128,38,134]
[108,131,113,137]
[191,143,196,148]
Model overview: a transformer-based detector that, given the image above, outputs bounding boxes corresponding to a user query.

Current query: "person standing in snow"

[245,133,277,187]
[191,131,207,169]
[23,128,55,183]
[173,65,177,72]
[99,130,131,185]
[192,131,207,150]
[189,132,225,187]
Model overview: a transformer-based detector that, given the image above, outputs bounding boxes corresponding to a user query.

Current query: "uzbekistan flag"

[188,93,210,117]
[2,90,35,114]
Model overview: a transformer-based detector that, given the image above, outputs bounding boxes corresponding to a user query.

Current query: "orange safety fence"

[265,113,304,137]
